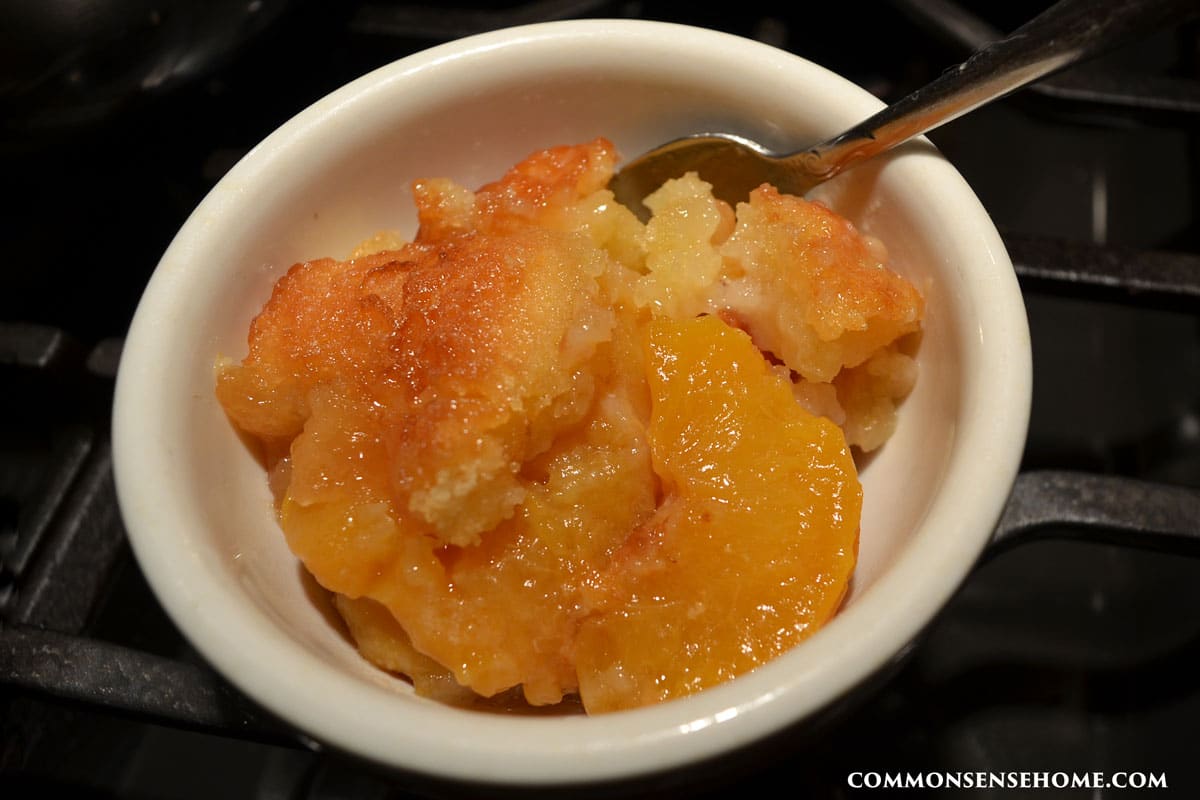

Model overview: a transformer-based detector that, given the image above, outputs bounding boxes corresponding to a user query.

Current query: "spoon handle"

[800,0,1196,179]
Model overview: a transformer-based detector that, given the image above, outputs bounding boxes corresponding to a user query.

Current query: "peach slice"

[575,316,861,712]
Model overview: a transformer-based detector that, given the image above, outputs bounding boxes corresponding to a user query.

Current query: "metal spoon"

[609,0,1195,218]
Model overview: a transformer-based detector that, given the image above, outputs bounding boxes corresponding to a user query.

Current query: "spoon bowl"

[608,133,824,216]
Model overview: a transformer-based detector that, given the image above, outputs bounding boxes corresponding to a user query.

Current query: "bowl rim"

[112,17,1032,785]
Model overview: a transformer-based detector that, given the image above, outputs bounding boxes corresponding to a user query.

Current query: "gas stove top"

[3,1,1199,797]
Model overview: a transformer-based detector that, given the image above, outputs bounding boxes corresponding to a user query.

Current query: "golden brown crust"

[217,139,923,710]
[380,227,612,544]
[719,185,924,383]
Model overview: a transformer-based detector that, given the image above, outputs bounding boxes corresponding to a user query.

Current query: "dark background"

[2,1,1199,797]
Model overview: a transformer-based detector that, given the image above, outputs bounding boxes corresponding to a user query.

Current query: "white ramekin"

[113,19,1031,786]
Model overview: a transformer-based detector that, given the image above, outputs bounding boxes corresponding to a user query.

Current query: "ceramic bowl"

[112,19,1031,786]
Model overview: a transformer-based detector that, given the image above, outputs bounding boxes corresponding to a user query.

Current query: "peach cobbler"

[215,137,923,712]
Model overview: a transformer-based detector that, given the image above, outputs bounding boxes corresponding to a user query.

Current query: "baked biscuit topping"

[217,138,923,711]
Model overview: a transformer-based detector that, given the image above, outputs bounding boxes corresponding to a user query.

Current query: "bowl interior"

[113,20,1028,785]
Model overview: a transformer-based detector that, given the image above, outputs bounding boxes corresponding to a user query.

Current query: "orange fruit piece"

[279,393,655,705]
[574,315,861,712]
[333,594,476,705]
